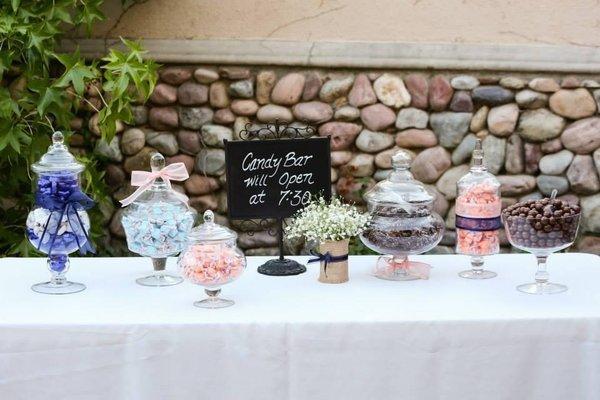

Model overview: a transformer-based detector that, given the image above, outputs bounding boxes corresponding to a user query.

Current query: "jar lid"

[32,132,84,174]
[364,150,433,206]
[188,210,237,242]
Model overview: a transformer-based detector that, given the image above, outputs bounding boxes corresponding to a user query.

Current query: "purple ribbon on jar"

[34,173,96,255]
[455,215,502,232]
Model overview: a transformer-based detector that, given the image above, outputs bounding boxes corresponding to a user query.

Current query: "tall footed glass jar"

[121,153,196,286]
[455,139,502,279]
[26,132,95,294]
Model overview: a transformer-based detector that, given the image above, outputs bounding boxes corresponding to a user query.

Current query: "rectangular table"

[1,254,600,400]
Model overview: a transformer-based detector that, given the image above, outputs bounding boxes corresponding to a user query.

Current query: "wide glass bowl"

[361,207,444,256]
[503,202,580,294]
[360,151,445,281]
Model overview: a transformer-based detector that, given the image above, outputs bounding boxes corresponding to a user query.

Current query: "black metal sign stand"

[257,218,306,276]
[227,120,325,276]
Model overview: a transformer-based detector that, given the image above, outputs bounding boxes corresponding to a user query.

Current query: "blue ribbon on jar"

[34,174,96,255]
[455,215,502,231]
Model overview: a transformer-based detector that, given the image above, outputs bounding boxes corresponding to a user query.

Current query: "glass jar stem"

[516,255,567,294]
[458,255,497,279]
[136,258,182,287]
[392,255,408,274]
[50,272,67,286]
[49,254,69,285]
[392,255,408,268]
[152,257,167,273]
[32,254,85,294]
[534,255,549,285]
[470,255,484,274]
[206,288,221,298]
[49,254,69,272]
[194,288,234,308]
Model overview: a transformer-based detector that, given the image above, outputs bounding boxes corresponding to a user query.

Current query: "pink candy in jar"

[178,210,247,308]
[179,243,245,287]
[455,139,502,279]
[455,182,501,256]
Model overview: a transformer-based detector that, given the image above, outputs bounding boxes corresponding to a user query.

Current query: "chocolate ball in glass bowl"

[502,197,581,295]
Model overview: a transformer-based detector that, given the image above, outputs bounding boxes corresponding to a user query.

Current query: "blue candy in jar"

[26,172,92,256]
[27,132,95,295]
[121,202,194,258]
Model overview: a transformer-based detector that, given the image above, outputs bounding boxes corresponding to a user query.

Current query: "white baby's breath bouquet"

[285,196,370,242]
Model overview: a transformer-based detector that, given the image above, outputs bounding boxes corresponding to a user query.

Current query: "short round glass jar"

[360,151,444,280]
[121,153,196,286]
[178,210,246,308]
[26,132,94,294]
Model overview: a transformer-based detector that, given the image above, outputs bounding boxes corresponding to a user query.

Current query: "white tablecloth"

[1,253,600,400]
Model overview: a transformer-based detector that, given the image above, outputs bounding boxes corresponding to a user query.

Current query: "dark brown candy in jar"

[502,197,580,249]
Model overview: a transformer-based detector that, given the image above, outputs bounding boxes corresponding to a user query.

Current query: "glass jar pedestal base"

[136,274,183,287]
[194,289,234,309]
[517,282,567,295]
[373,255,430,281]
[137,258,183,287]
[31,279,85,295]
[459,269,497,279]
[458,256,497,280]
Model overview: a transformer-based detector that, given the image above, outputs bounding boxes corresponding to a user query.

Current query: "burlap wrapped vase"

[318,239,349,284]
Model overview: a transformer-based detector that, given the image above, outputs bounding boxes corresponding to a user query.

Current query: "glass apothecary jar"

[26,132,94,294]
[178,210,246,308]
[121,153,196,286]
[455,139,502,279]
[360,151,444,280]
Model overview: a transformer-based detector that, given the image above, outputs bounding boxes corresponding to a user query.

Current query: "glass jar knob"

[52,131,64,145]
[49,131,68,153]
[149,152,169,188]
[150,152,165,172]
[391,150,411,170]
[203,210,214,224]
[49,131,69,154]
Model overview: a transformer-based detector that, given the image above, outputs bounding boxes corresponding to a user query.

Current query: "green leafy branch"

[0,0,158,256]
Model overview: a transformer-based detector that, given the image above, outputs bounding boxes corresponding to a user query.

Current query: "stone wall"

[92,66,600,255]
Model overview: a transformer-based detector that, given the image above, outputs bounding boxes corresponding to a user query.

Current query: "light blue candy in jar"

[121,152,196,287]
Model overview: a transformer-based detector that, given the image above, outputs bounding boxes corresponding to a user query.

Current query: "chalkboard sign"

[225,137,331,219]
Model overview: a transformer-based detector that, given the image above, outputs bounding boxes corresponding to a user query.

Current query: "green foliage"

[100,39,158,141]
[0,0,158,256]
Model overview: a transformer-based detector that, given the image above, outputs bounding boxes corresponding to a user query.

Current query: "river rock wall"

[89,66,600,255]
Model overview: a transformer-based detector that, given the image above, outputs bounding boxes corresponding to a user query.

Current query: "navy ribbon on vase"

[455,215,502,231]
[308,249,349,276]
[35,189,96,255]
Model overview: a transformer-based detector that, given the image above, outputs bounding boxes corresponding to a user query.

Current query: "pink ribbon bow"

[401,262,430,280]
[376,258,431,280]
[119,163,190,207]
